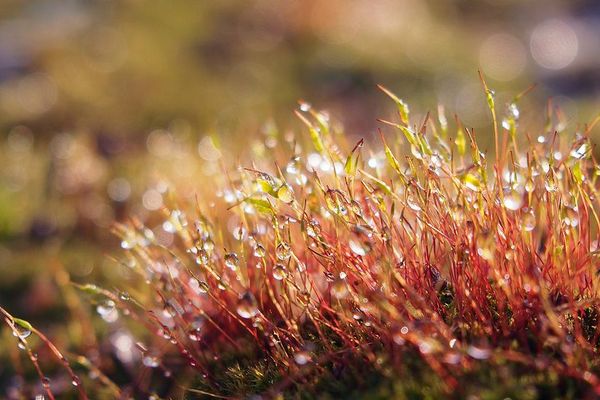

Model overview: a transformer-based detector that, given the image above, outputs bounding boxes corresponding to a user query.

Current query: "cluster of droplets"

[95,93,600,399]
[120,227,154,250]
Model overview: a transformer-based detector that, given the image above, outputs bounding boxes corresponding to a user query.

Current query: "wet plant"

[78,76,600,398]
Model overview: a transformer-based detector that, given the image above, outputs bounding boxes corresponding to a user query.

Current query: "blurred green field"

[1,0,600,398]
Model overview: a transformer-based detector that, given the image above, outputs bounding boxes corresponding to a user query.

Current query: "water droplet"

[236,292,259,319]
[272,264,287,281]
[195,249,209,266]
[294,351,311,365]
[190,278,209,294]
[406,188,421,211]
[71,377,81,387]
[348,225,373,256]
[119,291,130,301]
[188,328,202,341]
[563,206,579,227]
[254,244,266,258]
[299,102,311,112]
[276,242,291,261]
[203,239,215,252]
[162,304,178,319]
[348,200,362,216]
[224,253,239,270]
[286,156,301,174]
[97,300,118,322]
[508,102,520,119]
[525,177,535,193]
[306,220,320,238]
[143,355,160,367]
[521,209,536,232]
[503,190,523,211]
[120,234,136,249]
[544,173,558,192]
[233,226,247,240]
[12,325,31,340]
[570,142,589,159]
[325,190,348,215]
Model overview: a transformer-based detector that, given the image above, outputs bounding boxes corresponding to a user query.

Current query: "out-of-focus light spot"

[155,228,174,247]
[0,73,57,118]
[7,126,34,153]
[50,133,74,159]
[368,157,380,169]
[107,177,131,202]
[479,33,526,81]
[111,331,136,364]
[530,19,578,70]
[146,129,174,158]
[142,189,163,211]
[198,136,222,161]
[307,153,321,170]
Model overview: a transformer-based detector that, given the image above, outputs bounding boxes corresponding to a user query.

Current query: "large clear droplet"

[272,264,287,281]
[236,292,259,319]
[503,190,523,211]
[521,209,536,232]
[253,244,266,258]
[525,177,535,193]
[224,253,239,270]
[563,206,579,227]
[544,173,558,193]
[12,325,31,340]
[276,242,291,261]
[286,156,301,175]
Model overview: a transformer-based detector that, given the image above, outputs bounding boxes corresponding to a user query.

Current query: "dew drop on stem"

[272,264,288,281]
[254,243,266,258]
[12,325,31,340]
[236,292,259,319]
[521,209,536,232]
[224,252,239,270]
[276,242,291,261]
[503,189,523,211]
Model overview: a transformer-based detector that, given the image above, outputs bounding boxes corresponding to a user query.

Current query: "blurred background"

[0,0,599,396]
